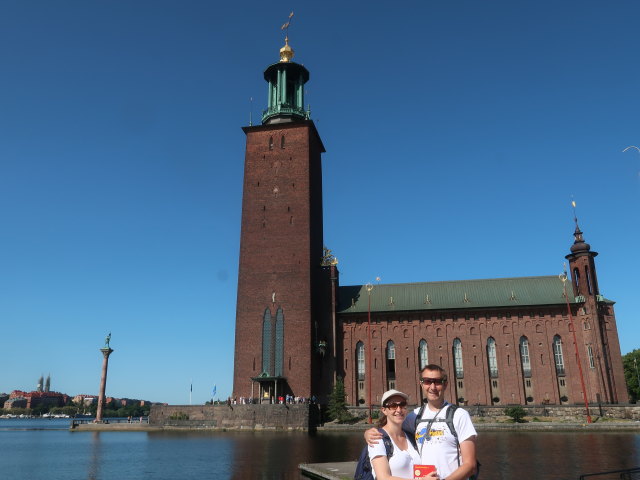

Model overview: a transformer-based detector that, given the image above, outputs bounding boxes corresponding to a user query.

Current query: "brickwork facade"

[231,48,629,410]
[232,120,331,402]
[339,302,628,407]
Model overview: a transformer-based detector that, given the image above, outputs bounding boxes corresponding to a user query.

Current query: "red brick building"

[5,390,68,409]
[232,39,628,407]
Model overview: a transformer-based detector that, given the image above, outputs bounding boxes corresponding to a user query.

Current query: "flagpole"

[190,379,192,406]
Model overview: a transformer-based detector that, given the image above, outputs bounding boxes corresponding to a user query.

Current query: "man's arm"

[442,436,476,480]
[364,427,383,446]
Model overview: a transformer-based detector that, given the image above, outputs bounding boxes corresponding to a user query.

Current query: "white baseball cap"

[381,389,409,406]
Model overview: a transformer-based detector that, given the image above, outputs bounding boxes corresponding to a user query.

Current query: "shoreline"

[70,420,640,432]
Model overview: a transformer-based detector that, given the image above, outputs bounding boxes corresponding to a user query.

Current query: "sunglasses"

[420,377,445,386]
[383,401,407,410]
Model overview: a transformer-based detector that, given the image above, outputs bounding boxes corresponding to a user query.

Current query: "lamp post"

[366,282,374,424]
[560,270,592,423]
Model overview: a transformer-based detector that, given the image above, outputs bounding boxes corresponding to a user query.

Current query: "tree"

[504,405,527,423]
[623,349,640,403]
[327,377,351,422]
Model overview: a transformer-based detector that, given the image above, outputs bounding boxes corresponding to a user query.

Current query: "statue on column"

[104,332,111,348]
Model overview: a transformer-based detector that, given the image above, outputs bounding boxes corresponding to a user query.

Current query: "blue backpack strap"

[378,428,394,458]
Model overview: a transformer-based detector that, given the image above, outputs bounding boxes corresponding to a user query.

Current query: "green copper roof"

[337,276,589,314]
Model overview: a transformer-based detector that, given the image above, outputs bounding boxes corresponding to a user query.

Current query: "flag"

[212,385,217,397]
[190,382,192,392]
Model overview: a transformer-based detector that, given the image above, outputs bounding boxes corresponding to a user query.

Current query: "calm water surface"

[1,419,639,479]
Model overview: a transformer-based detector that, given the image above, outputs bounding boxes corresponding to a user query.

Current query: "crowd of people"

[225,394,318,405]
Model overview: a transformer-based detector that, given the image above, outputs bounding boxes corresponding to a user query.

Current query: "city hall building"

[232,38,628,408]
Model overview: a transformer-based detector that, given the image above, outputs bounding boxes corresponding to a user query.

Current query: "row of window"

[354,335,588,380]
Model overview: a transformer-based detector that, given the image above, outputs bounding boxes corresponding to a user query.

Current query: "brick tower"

[232,35,328,403]
[565,221,628,403]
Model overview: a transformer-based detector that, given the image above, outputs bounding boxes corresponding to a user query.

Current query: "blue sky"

[1,1,639,405]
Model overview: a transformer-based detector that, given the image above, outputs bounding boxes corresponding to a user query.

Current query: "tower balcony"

[262,104,310,124]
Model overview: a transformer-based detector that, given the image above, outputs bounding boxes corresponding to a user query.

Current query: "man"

[365,364,477,480]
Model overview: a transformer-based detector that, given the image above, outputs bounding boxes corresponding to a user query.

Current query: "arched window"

[553,335,565,375]
[585,266,593,295]
[487,337,498,378]
[520,336,531,377]
[386,341,396,389]
[356,342,365,380]
[280,135,285,148]
[262,309,273,375]
[269,136,274,150]
[274,308,284,376]
[453,338,464,379]
[573,268,580,291]
[356,342,365,404]
[418,339,429,370]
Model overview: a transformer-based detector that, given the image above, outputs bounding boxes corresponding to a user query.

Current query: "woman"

[369,389,436,480]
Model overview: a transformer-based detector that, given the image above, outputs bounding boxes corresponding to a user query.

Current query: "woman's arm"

[371,455,439,480]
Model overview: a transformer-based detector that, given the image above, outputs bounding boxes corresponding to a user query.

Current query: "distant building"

[231,38,629,408]
[5,390,68,409]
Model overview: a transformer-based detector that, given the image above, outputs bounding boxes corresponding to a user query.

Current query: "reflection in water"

[222,430,640,479]
[87,432,101,480]
[477,432,640,480]
[1,419,639,480]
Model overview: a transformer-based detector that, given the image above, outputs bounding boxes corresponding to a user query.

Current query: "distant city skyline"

[1,1,639,405]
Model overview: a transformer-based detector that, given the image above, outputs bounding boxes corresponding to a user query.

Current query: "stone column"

[95,347,113,423]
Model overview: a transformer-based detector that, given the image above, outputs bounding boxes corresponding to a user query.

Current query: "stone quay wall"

[149,404,320,430]
[347,404,640,421]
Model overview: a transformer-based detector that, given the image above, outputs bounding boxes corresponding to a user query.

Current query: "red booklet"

[413,464,436,479]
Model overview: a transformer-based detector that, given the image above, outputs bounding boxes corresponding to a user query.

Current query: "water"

[1,418,639,479]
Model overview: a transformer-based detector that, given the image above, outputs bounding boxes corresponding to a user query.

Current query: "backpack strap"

[444,404,461,468]
[378,428,394,458]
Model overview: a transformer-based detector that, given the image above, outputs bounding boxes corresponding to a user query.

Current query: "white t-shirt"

[414,403,477,478]
[368,431,421,479]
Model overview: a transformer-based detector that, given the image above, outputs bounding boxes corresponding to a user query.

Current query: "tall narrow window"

[453,338,464,379]
[356,342,365,380]
[280,135,285,148]
[553,335,565,375]
[418,339,429,370]
[573,268,580,291]
[269,136,274,150]
[274,308,284,376]
[520,336,531,377]
[587,345,595,369]
[487,337,498,378]
[585,266,593,295]
[386,341,396,389]
[356,342,365,404]
[262,309,273,375]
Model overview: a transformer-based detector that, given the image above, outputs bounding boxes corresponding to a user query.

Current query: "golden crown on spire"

[279,11,295,62]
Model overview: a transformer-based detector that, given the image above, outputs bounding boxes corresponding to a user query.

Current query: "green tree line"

[623,349,640,403]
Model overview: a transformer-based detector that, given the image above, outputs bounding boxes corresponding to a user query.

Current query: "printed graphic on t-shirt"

[416,424,446,446]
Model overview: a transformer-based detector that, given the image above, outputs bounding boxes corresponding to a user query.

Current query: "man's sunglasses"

[383,401,407,410]
[420,377,445,386]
